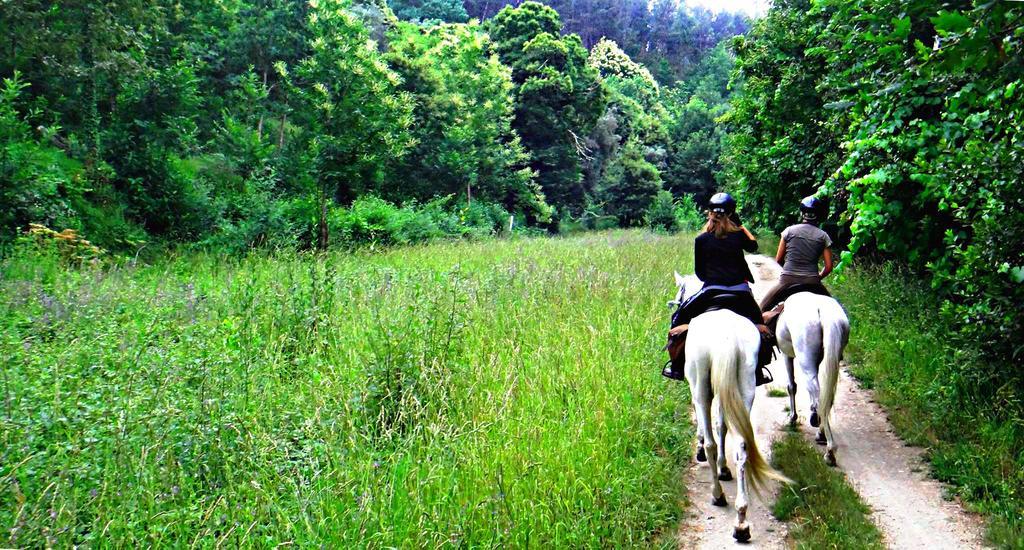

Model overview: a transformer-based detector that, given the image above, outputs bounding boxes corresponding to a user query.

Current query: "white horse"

[672,273,789,542]
[775,292,850,466]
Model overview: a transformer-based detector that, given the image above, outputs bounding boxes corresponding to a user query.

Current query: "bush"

[200,173,298,253]
[673,193,704,230]
[645,190,678,232]
[0,74,85,242]
[329,196,508,248]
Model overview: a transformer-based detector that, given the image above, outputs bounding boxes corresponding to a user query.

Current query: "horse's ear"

[674,271,686,286]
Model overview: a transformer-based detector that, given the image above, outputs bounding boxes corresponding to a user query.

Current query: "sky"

[687,0,769,17]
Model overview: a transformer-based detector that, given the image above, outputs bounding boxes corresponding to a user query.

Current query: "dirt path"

[675,255,987,549]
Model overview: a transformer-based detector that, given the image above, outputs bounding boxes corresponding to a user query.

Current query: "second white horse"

[775,292,850,466]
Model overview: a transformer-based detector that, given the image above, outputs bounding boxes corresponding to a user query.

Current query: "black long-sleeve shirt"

[694,230,757,286]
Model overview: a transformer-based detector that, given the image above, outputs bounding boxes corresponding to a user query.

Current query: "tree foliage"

[287,0,415,248]
[726,0,1024,365]
[464,0,749,84]
[0,0,745,247]
[385,21,547,220]
[489,2,607,219]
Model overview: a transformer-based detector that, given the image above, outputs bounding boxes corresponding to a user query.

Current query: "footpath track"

[675,255,986,549]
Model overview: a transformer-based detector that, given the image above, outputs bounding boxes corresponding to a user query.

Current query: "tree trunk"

[278,113,287,150]
[257,69,268,140]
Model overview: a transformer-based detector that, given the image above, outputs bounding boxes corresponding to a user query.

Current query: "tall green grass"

[0,231,694,546]
[835,265,1024,548]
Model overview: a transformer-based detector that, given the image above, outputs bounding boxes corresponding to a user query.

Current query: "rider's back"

[695,231,757,285]
[780,223,831,277]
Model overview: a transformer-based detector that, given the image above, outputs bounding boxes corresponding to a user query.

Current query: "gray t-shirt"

[781,223,832,276]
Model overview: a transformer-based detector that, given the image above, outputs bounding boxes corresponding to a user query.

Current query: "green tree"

[721,0,841,229]
[386,22,548,220]
[488,2,607,220]
[288,0,414,249]
[598,141,662,226]
[726,0,1024,383]
[388,0,468,23]
[589,38,658,90]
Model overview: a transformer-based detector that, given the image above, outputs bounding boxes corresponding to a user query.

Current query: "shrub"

[645,190,678,232]
[0,74,85,242]
[673,193,704,231]
[21,223,106,265]
[328,196,508,248]
[200,176,298,253]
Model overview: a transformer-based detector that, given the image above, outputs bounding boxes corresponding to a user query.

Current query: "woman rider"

[760,195,833,326]
[663,192,772,381]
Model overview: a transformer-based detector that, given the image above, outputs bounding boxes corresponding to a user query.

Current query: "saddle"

[702,292,756,318]
[663,290,776,385]
[764,282,831,313]
[763,283,832,333]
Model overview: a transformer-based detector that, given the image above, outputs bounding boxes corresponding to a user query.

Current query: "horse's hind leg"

[784,355,798,427]
[713,398,732,480]
[797,353,822,427]
[732,440,751,542]
[822,415,837,466]
[694,393,725,505]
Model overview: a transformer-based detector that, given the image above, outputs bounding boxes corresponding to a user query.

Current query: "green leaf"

[931,11,971,35]
[891,16,910,40]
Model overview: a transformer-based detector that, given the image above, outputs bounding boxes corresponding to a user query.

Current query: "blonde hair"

[703,211,740,239]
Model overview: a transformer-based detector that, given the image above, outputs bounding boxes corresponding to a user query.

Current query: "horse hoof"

[696,447,707,463]
[809,411,820,427]
[711,494,727,507]
[733,524,751,542]
[815,431,827,445]
[825,450,837,467]
[719,467,733,481]
[788,414,798,428]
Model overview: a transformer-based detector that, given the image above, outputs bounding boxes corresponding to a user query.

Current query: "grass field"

[1,231,697,547]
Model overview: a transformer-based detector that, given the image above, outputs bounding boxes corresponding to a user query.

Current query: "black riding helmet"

[799,195,822,221]
[709,192,737,215]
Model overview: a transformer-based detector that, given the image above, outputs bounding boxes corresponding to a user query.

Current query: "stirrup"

[662,361,685,381]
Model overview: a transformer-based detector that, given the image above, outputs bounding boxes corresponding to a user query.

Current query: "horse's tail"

[818,300,850,430]
[711,331,789,497]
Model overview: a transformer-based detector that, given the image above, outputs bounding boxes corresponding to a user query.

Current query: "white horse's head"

[670,271,702,307]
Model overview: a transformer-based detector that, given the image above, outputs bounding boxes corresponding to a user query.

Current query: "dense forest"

[0,0,745,253]
[726,0,1023,369]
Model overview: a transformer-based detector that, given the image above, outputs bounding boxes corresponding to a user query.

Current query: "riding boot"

[662,331,687,381]
[755,331,775,386]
